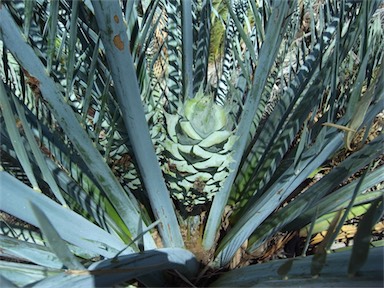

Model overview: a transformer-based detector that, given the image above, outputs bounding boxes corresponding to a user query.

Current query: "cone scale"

[161,92,236,208]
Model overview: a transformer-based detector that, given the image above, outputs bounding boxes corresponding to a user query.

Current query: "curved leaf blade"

[203,0,293,251]
[0,6,153,248]
[30,202,84,270]
[211,247,384,287]
[0,172,127,258]
[91,0,183,248]
[348,198,384,276]
[0,235,63,269]
[29,248,198,288]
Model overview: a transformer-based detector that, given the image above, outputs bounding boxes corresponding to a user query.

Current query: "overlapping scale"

[161,92,236,206]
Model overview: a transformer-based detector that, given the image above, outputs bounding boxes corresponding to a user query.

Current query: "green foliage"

[0,0,383,286]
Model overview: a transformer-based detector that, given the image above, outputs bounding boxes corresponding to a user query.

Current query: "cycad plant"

[1,0,383,286]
